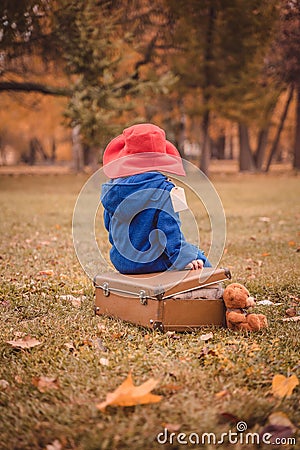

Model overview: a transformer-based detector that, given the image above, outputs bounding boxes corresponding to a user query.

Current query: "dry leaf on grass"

[218,412,240,425]
[259,216,271,222]
[163,423,181,432]
[282,316,300,322]
[60,294,86,308]
[285,307,297,317]
[46,439,62,450]
[7,336,42,349]
[268,411,296,432]
[38,270,54,276]
[215,389,229,399]
[0,380,9,390]
[200,332,213,341]
[96,372,162,411]
[32,376,60,393]
[272,374,299,398]
[260,412,296,444]
[99,357,109,366]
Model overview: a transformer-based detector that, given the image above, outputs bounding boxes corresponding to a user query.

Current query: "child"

[101,123,211,274]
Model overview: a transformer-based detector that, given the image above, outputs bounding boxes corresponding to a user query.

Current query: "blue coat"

[101,172,211,274]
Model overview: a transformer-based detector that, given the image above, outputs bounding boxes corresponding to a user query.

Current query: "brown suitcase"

[94,267,231,332]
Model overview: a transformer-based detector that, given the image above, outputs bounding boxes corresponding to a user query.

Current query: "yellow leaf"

[272,374,299,398]
[96,372,162,411]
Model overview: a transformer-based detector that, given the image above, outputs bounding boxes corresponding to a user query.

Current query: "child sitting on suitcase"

[101,123,211,274]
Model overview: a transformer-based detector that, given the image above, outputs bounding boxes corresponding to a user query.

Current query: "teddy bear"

[223,283,268,331]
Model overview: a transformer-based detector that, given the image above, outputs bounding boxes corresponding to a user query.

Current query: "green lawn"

[0,172,299,450]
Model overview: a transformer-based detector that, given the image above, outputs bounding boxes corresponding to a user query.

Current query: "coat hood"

[101,172,173,221]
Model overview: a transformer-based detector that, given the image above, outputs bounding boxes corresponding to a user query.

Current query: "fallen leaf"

[259,216,271,222]
[163,423,181,432]
[256,300,284,306]
[271,374,299,398]
[285,307,297,317]
[32,376,60,393]
[39,240,51,246]
[7,336,42,349]
[60,294,86,308]
[0,379,9,390]
[38,270,54,276]
[260,425,295,444]
[261,252,271,257]
[0,300,10,307]
[46,439,62,450]
[97,323,107,333]
[200,332,213,341]
[15,375,23,384]
[93,338,108,352]
[268,411,296,431]
[218,412,240,425]
[260,412,296,445]
[288,240,296,247]
[215,389,229,399]
[96,372,162,411]
[282,316,300,322]
[166,331,180,339]
[99,357,109,366]
[32,376,59,392]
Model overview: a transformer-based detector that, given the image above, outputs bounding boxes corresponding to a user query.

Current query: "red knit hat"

[102,123,185,178]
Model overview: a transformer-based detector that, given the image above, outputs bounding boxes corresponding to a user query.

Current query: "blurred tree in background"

[0,0,299,174]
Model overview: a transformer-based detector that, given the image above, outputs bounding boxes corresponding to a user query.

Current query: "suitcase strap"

[95,277,227,305]
[94,282,160,305]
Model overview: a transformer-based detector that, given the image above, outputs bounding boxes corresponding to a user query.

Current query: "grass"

[0,171,299,450]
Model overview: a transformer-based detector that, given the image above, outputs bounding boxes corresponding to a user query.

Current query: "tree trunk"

[216,134,226,159]
[199,5,216,177]
[200,110,211,176]
[51,139,56,163]
[254,127,269,171]
[238,124,255,171]
[29,139,36,165]
[293,87,300,170]
[265,85,294,172]
[72,125,84,172]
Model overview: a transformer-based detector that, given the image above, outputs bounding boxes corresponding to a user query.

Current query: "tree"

[271,0,300,170]
[0,0,175,168]
[166,0,280,175]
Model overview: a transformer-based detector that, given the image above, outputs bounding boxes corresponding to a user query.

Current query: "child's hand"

[185,259,204,270]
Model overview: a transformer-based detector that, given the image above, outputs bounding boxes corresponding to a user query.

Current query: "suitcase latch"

[139,290,147,305]
[102,282,110,297]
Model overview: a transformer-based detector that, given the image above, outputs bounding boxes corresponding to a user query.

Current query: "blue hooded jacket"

[101,172,211,274]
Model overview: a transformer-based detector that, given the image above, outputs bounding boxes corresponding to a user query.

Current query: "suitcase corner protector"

[152,321,164,332]
[224,268,231,279]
